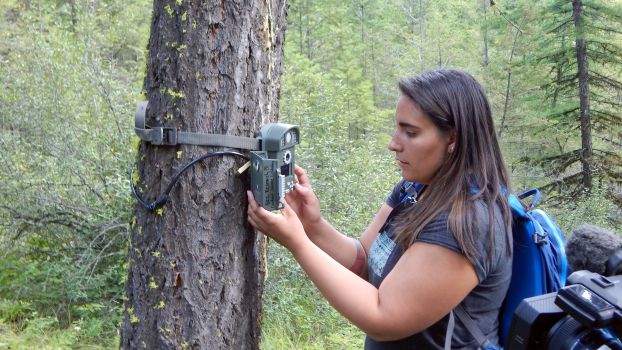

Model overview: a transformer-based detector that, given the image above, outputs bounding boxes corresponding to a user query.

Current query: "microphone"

[565,224,622,276]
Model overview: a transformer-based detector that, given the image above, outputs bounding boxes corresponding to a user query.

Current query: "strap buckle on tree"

[152,127,178,146]
[134,101,261,150]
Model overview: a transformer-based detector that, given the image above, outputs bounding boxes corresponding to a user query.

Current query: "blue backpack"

[455,188,568,349]
[454,189,568,350]
[400,183,568,349]
[498,189,568,344]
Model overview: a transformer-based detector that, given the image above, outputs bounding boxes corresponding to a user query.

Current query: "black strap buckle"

[152,127,178,146]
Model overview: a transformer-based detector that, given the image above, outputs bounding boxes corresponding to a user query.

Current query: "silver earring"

[448,144,455,154]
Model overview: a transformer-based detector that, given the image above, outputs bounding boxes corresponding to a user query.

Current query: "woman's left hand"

[247,191,308,252]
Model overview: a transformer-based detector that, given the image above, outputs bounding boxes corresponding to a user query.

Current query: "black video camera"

[507,270,622,350]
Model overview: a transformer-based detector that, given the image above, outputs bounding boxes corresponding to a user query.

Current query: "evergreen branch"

[590,79,622,91]
[490,2,523,34]
[582,1,622,23]
[590,40,622,53]
[541,75,578,96]
[584,49,622,66]
[535,47,574,64]
[598,135,622,149]
[590,96,622,109]
[530,149,582,176]
[583,24,622,36]
[542,89,573,104]
[588,70,622,90]
[591,110,622,125]
[604,169,622,182]
[592,150,622,177]
[539,172,584,193]
[593,148,622,160]
[546,18,573,34]
[542,106,580,121]
[582,11,621,24]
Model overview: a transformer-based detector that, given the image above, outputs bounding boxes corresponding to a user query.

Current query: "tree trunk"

[498,22,522,139]
[572,0,593,190]
[305,0,312,59]
[120,0,288,349]
[481,0,489,67]
[359,2,366,75]
[551,31,567,110]
[418,0,425,72]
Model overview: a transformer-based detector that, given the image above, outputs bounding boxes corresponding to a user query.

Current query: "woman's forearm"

[290,238,389,337]
[303,217,360,270]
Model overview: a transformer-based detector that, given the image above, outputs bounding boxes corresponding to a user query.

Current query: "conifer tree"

[528,0,622,199]
[120,1,288,348]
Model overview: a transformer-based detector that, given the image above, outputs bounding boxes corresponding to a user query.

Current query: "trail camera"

[250,123,299,211]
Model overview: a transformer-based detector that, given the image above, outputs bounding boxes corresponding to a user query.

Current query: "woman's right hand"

[285,165,322,231]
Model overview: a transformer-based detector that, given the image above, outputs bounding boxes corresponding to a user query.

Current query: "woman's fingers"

[247,191,267,228]
[294,165,311,188]
[247,190,258,210]
[293,183,310,196]
[280,197,296,218]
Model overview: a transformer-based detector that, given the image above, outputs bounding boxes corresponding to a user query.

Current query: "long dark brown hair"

[394,68,512,263]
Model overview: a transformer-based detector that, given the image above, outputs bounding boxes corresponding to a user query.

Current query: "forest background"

[0,0,620,348]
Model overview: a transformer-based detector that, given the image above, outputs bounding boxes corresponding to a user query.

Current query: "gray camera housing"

[250,123,299,211]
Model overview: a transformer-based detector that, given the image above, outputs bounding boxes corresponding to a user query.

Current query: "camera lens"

[283,150,291,164]
[546,316,621,350]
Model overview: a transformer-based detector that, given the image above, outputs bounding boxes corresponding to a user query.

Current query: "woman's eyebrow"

[398,121,419,129]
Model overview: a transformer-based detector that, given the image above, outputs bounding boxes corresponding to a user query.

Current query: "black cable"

[130,151,250,211]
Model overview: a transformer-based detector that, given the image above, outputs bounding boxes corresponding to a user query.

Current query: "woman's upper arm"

[366,242,479,341]
[359,203,393,252]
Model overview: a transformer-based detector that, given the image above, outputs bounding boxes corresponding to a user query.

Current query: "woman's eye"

[405,131,417,137]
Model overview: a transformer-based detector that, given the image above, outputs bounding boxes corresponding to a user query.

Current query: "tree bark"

[120,0,288,349]
[572,0,593,190]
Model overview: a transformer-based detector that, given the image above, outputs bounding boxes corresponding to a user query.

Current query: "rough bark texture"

[120,0,288,349]
[572,0,593,190]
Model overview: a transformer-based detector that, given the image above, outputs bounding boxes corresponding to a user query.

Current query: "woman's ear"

[447,129,457,153]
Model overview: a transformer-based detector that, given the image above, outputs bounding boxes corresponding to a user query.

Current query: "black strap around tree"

[131,101,256,211]
[134,101,261,150]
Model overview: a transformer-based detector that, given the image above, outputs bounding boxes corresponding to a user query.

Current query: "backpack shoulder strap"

[451,305,500,349]
[444,310,455,350]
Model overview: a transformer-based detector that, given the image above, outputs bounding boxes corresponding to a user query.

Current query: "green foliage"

[0,301,34,326]
[0,317,118,350]
[1,0,621,348]
[265,33,397,347]
[504,0,622,196]
[279,44,399,234]
[543,185,621,235]
[262,245,364,350]
[0,0,149,342]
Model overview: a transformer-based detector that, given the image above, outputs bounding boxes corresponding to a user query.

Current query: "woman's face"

[388,95,453,184]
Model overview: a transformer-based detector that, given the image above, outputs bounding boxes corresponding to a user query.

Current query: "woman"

[247,68,513,349]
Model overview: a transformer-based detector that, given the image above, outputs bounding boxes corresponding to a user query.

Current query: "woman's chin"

[401,174,415,182]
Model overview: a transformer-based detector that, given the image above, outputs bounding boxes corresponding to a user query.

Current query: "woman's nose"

[388,134,401,152]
